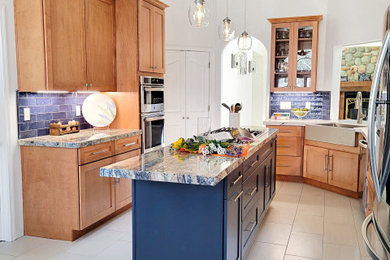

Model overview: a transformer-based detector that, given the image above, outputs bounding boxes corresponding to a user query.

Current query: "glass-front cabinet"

[269,16,322,92]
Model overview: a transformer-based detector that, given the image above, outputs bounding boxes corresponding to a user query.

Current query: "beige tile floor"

[0,181,370,260]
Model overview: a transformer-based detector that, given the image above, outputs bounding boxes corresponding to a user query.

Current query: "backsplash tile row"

[17,92,92,139]
[270,92,331,120]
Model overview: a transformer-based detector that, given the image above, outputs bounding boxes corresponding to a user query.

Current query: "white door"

[185,51,210,138]
[165,51,186,144]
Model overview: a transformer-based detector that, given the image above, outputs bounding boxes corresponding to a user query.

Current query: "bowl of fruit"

[292,108,309,119]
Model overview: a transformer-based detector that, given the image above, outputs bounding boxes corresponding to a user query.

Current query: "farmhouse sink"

[305,122,362,147]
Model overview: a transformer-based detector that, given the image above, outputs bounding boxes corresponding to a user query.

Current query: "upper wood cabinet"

[15,0,116,92]
[138,0,168,74]
[268,16,322,92]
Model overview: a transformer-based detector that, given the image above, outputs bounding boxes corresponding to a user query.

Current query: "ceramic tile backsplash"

[270,92,331,120]
[17,92,92,139]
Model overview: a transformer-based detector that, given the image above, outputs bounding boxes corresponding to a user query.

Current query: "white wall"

[0,0,24,241]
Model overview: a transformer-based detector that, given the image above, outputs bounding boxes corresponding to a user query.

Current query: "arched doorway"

[221,37,268,127]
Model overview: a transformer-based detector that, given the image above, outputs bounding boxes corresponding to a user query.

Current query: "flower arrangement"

[171,137,249,158]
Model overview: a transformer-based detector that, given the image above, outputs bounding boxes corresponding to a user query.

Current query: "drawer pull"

[279,130,292,133]
[232,191,244,202]
[277,145,291,148]
[232,175,242,185]
[91,149,108,155]
[277,165,291,167]
[123,142,136,147]
[250,160,257,168]
[245,221,257,233]
[248,187,257,197]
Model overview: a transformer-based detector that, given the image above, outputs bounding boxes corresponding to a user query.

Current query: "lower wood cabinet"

[304,144,360,193]
[20,135,141,241]
[80,157,116,229]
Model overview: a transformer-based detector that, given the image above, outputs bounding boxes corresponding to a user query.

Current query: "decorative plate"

[82,94,117,127]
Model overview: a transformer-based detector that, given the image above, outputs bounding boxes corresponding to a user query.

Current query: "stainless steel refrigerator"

[363,6,390,259]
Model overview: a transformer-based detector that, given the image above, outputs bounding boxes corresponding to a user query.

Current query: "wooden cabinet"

[79,157,116,229]
[85,0,116,91]
[138,0,168,74]
[268,16,322,92]
[304,143,361,193]
[20,135,141,241]
[328,150,359,191]
[15,0,116,91]
[266,125,304,177]
[303,145,328,183]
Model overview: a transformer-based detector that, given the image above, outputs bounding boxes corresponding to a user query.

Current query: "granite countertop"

[18,129,143,148]
[100,128,278,186]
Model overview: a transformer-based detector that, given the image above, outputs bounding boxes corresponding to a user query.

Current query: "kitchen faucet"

[355,91,365,124]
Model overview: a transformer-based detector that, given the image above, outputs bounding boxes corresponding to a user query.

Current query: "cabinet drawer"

[79,142,114,165]
[269,126,304,137]
[226,165,243,199]
[276,156,302,176]
[242,167,259,214]
[276,136,303,156]
[258,140,273,164]
[242,203,259,253]
[243,152,260,181]
[115,135,141,155]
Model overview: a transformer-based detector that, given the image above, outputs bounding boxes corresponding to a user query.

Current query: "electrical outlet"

[24,108,30,121]
[76,105,81,116]
[305,102,311,110]
[280,102,291,110]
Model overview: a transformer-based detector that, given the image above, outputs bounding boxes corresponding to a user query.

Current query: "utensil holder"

[229,113,240,128]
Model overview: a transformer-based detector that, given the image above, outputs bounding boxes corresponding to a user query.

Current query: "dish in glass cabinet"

[82,93,117,127]
[297,49,312,72]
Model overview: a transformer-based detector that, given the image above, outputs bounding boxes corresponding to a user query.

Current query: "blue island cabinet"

[132,138,276,260]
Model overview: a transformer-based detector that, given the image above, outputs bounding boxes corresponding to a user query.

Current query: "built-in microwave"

[140,76,164,114]
[141,112,165,153]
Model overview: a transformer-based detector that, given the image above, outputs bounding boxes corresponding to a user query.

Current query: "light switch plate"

[76,105,81,116]
[24,108,30,121]
[305,102,311,110]
[280,101,291,110]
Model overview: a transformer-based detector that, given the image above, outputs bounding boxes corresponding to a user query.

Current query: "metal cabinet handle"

[248,187,257,197]
[368,30,390,200]
[361,213,382,260]
[91,149,108,155]
[359,139,368,149]
[182,117,185,119]
[124,142,136,147]
[277,165,291,167]
[324,154,327,171]
[232,175,242,185]
[85,83,88,87]
[277,145,291,148]
[279,130,292,133]
[245,221,257,233]
[250,160,257,168]
[232,191,244,203]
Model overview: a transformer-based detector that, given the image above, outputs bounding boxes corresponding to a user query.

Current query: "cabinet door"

[44,0,87,91]
[264,154,274,206]
[114,150,141,210]
[85,0,116,91]
[328,150,359,191]
[226,190,242,260]
[270,23,294,92]
[303,145,328,183]
[291,21,318,92]
[79,157,115,229]
[153,7,165,73]
[138,0,154,73]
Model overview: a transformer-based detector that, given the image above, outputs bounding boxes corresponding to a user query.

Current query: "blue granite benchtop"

[18,129,142,148]
[100,128,278,186]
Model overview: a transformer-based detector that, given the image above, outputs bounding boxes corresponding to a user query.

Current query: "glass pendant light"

[237,0,252,50]
[218,0,235,41]
[188,0,210,27]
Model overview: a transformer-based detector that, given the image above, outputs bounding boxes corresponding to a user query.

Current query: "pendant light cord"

[226,0,228,17]
[244,0,247,30]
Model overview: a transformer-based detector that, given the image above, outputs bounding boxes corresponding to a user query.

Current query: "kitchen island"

[100,128,278,260]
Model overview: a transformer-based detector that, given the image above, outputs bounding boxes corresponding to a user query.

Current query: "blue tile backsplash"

[270,92,331,120]
[17,92,93,139]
